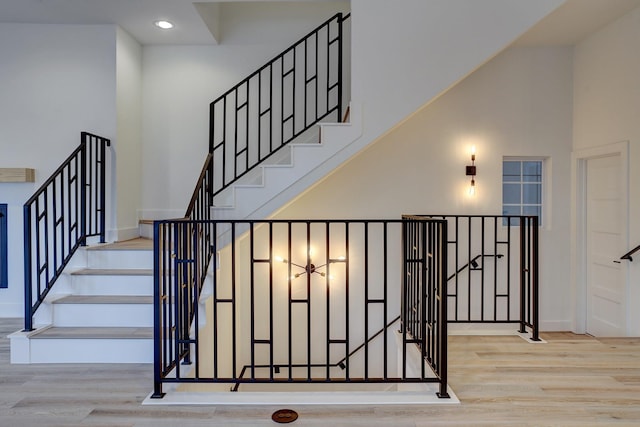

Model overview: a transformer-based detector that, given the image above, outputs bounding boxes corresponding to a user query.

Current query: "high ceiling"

[0,0,639,46]
[0,0,349,45]
[515,0,640,46]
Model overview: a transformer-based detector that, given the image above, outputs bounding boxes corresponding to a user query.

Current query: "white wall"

[115,28,143,241]
[349,0,564,158]
[0,24,117,317]
[573,6,640,335]
[275,46,575,331]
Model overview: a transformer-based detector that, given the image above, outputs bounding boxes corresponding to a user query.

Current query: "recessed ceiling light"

[154,20,174,30]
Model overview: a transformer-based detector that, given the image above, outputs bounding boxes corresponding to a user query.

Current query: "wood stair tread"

[30,326,153,339]
[71,268,153,276]
[86,238,153,251]
[53,295,153,304]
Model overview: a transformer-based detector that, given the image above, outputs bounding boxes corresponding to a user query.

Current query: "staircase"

[214,105,360,221]
[11,3,564,364]
[10,238,154,363]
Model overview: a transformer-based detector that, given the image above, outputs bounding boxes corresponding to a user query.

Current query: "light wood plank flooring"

[2,318,639,426]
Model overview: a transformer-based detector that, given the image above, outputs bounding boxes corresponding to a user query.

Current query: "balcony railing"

[431,215,540,341]
[152,217,449,398]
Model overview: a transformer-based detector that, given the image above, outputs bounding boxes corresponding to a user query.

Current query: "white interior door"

[585,153,626,336]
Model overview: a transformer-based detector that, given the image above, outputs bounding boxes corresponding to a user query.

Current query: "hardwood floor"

[2,318,640,426]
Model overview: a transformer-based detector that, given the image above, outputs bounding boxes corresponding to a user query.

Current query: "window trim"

[502,157,548,228]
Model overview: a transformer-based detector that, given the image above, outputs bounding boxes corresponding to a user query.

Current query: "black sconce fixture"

[466,146,476,196]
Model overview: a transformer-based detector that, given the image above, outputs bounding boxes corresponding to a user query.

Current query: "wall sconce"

[275,254,346,280]
[466,146,476,196]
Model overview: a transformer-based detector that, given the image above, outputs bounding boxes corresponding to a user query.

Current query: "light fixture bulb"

[154,20,174,29]
[468,179,476,196]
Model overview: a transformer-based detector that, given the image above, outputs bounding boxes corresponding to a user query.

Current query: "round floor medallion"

[271,409,299,424]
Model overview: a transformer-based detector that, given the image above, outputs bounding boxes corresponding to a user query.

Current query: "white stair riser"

[29,338,153,363]
[52,303,153,327]
[70,275,153,296]
[86,250,153,270]
[211,105,361,220]
[139,222,154,239]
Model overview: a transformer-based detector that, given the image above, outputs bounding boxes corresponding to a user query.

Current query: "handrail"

[23,132,110,331]
[231,315,402,392]
[333,315,401,369]
[621,244,640,262]
[447,253,503,281]
[209,13,347,199]
[184,153,213,220]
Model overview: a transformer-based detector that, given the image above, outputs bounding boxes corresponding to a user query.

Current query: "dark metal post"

[181,222,192,365]
[80,134,87,246]
[98,135,110,243]
[437,219,450,398]
[420,220,428,379]
[151,221,165,398]
[531,217,540,341]
[519,218,526,333]
[400,218,408,380]
[23,205,33,332]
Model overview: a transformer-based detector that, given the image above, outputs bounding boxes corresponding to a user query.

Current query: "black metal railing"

[402,216,449,398]
[209,13,348,199]
[185,153,214,222]
[230,315,402,392]
[429,215,539,341]
[620,244,640,262]
[447,254,503,281]
[23,132,110,332]
[152,217,448,398]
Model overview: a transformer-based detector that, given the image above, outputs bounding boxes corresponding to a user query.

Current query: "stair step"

[85,244,153,270]
[30,326,153,339]
[67,269,153,296]
[71,268,153,276]
[51,295,154,328]
[87,237,153,250]
[53,295,153,304]
[18,327,154,363]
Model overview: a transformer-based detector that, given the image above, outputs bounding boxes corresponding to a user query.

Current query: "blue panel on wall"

[0,204,7,288]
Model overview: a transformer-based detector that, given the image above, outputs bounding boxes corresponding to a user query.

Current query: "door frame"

[572,141,629,335]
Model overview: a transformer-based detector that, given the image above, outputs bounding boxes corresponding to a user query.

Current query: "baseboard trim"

[107,227,139,242]
[0,303,23,318]
[138,209,184,221]
[539,320,572,332]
